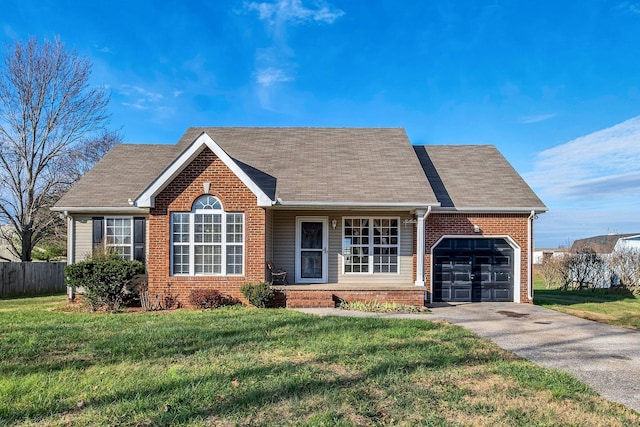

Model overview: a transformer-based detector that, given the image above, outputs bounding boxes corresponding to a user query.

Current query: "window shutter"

[92,217,104,252]
[133,217,146,264]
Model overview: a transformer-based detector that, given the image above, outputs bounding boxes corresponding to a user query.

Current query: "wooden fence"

[0,262,66,298]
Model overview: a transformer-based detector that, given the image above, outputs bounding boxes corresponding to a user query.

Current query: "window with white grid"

[105,218,132,259]
[343,217,399,274]
[170,195,244,276]
[372,218,399,273]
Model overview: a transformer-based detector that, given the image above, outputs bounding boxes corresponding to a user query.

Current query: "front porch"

[271,283,426,308]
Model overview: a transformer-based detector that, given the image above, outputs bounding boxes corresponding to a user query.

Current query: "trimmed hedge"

[188,289,239,309]
[65,256,145,311]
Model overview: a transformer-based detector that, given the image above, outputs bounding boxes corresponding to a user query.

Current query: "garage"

[433,238,514,302]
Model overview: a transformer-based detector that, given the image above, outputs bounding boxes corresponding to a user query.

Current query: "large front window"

[171,195,244,276]
[343,218,399,274]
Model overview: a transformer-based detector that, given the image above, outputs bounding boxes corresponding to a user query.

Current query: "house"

[613,235,640,252]
[572,233,640,255]
[53,127,547,307]
[533,248,568,264]
[0,225,19,262]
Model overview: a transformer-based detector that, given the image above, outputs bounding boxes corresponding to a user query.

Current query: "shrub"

[65,257,145,312]
[189,289,239,309]
[240,282,274,308]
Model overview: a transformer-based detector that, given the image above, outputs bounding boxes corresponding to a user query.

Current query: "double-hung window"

[171,195,244,276]
[105,218,133,259]
[343,217,399,274]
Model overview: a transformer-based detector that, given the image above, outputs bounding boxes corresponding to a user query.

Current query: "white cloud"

[94,45,113,54]
[256,67,293,87]
[526,115,640,203]
[615,2,640,14]
[246,0,345,25]
[119,85,167,111]
[518,113,556,124]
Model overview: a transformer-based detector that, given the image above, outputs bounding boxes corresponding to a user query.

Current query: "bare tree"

[0,37,112,261]
[608,248,640,296]
[565,247,606,290]
[538,254,570,289]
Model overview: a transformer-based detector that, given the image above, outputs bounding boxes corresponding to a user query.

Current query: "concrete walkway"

[296,303,640,413]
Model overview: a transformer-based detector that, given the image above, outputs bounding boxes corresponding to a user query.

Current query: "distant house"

[572,234,640,255]
[533,248,568,264]
[53,127,547,307]
[613,235,640,252]
[0,225,19,262]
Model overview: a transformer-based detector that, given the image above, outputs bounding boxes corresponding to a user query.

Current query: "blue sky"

[3,0,640,247]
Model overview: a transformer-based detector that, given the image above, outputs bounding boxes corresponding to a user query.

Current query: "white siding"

[73,216,93,262]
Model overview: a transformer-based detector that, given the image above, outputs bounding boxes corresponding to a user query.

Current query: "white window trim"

[342,216,401,275]
[104,216,134,260]
[170,202,245,277]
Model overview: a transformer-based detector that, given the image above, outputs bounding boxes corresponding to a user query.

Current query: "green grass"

[1,295,638,426]
[533,271,640,330]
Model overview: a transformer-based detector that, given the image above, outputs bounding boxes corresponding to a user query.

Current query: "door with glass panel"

[295,217,328,283]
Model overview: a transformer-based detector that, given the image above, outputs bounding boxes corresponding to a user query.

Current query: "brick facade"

[145,149,532,307]
[147,148,266,307]
[425,213,532,303]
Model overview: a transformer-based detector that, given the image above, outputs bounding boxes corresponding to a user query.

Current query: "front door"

[295,217,328,283]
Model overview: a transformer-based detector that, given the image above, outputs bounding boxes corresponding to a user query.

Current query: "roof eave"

[434,206,548,214]
[51,206,150,214]
[271,200,441,210]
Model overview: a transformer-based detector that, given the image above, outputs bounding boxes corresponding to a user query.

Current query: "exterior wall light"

[473,225,481,233]
[331,219,338,229]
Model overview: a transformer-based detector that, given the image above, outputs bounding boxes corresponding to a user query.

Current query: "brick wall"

[148,147,266,307]
[425,213,531,303]
[277,289,425,308]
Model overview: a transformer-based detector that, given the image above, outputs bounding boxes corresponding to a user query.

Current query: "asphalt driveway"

[297,303,640,413]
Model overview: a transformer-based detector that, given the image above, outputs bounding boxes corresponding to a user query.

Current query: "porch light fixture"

[473,225,481,233]
[331,219,338,229]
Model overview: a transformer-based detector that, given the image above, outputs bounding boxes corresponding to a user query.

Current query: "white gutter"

[272,200,440,209]
[51,206,149,214]
[527,209,535,301]
[436,206,548,213]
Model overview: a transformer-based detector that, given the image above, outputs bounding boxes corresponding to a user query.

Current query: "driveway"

[296,303,640,413]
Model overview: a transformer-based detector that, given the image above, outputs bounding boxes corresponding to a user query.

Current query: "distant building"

[613,235,640,252]
[0,225,19,262]
[533,248,568,264]
[571,233,640,255]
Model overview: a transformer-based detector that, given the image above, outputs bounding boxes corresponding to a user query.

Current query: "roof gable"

[135,132,272,208]
[177,127,439,207]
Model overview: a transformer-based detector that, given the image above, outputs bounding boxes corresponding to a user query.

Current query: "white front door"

[295,217,328,283]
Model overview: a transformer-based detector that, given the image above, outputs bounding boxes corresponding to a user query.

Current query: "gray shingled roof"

[54,128,546,211]
[178,127,438,205]
[414,145,546,210]
[55,144,179,208]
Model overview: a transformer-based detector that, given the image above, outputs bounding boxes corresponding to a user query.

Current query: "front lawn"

[534,287,640,331]
[1,295,638,426]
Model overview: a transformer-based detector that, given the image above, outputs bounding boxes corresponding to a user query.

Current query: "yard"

[1,295,638,426]
[533,276,640,331]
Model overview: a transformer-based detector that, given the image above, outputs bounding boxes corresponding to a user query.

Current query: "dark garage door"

[433,238,514,302]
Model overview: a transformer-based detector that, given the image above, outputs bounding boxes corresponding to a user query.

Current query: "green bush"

[240,282,274,308]
[65,256,145,312]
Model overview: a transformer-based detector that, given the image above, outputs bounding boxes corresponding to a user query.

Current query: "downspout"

[527,210,535,301]
[63,211,74,300]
